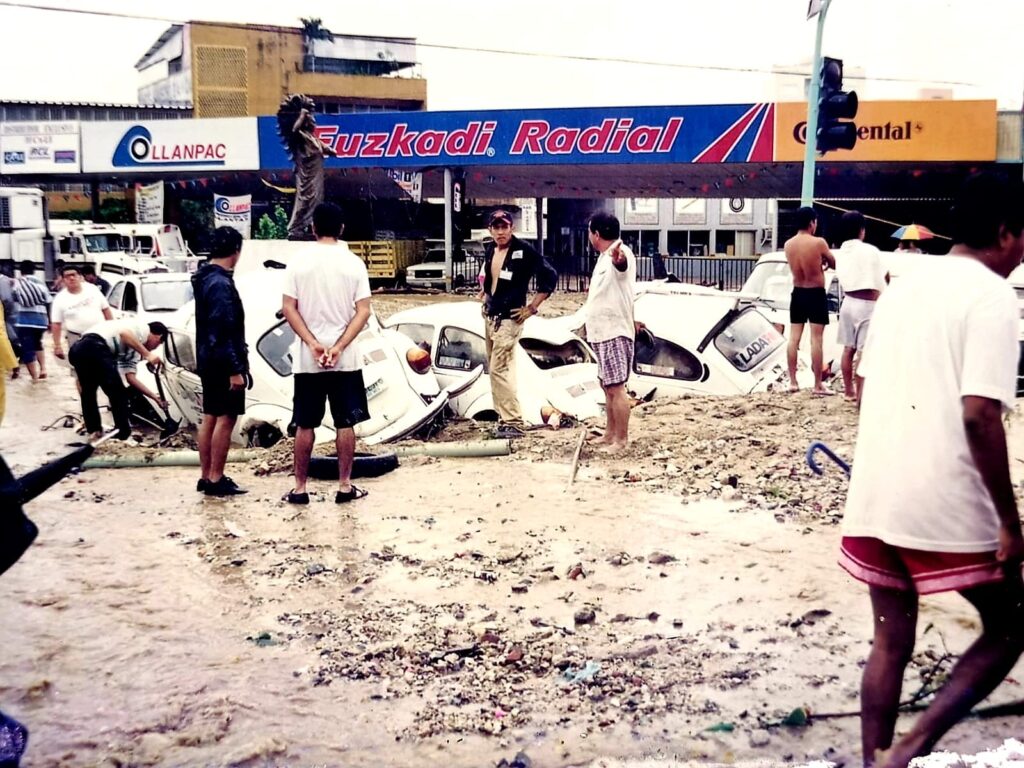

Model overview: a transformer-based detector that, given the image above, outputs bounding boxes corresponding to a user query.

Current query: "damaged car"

[160,270,478,446]
[628,282,814,396]
[384,301,604,425]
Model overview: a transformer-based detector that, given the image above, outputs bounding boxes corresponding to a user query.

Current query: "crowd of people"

[1,173,1023,767]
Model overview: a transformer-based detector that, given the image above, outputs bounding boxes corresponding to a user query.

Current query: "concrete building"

[135,21,427,118]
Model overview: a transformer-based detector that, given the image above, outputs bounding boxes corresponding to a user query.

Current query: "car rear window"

[394,322,435,353]
[519,338,593,370]
[713,308,784,372]
[258,320,296,377]
[437,326,487,371]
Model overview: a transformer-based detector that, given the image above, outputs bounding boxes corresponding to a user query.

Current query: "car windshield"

[141,281,193,311]
[741,261,793,307]
[714,308,785,372]
[83,233,125,253]
[519,338,593,369]
[258,320,296,377]
[423,251,446,264]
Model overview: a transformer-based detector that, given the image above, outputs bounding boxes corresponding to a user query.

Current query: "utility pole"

[801,0,831,206]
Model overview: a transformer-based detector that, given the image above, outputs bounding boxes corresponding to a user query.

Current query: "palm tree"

[299,17,334,73]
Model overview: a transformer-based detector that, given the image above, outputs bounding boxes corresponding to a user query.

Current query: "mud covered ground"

[1,296,1022,768]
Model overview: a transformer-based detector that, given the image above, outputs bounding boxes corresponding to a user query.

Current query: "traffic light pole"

[801,0,831,207]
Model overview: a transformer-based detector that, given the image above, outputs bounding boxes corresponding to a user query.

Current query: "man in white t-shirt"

[50,263,112,360]
[281,202,372,506]
[584,212,637,451]
[838,173,1024,768]
[834,211,889,402]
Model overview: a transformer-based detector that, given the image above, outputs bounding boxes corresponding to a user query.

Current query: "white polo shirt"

[835,239,887,293]
[50,282,109,336]
[283,242,372,374]
[843,256,1018,552]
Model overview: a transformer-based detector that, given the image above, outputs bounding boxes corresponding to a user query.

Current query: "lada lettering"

[510,117,683,156]
[315,121,497,159]
[735,334,772,367]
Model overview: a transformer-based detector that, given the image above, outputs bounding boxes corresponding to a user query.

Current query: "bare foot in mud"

[788,383,800,393]
[601,441,628,453]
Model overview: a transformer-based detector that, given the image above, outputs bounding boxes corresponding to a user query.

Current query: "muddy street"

[1,331,1023,767]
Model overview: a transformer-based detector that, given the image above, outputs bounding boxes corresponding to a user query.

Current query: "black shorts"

[790,287,830,326]
[201,373,246,417]
[293,370,370,430]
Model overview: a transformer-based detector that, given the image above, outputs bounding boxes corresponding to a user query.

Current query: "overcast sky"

[0,0,1020,111]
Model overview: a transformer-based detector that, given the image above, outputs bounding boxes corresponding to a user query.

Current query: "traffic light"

[817,56,858,153]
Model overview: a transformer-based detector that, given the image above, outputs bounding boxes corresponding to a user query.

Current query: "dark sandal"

[335,486,368,504]
[284,490,309,505]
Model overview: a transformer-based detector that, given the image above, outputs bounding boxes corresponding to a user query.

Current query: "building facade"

[136,22,427,118]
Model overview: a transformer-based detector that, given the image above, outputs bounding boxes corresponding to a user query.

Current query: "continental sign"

[775,100,997,162]
[256,104,778,169]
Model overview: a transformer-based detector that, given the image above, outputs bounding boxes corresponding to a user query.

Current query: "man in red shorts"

[839,172,1024,768]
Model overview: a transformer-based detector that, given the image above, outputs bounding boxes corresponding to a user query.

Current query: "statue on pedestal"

[275,94,337,240]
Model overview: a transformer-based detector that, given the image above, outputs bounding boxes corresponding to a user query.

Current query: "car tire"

[308,452,400,480]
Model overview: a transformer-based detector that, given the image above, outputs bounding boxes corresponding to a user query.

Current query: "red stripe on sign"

[694,104,763,163]
[748,102,775,162]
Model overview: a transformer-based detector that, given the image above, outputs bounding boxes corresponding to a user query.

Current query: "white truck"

[0,187,183,277]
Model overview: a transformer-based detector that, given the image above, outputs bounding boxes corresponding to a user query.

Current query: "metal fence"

[445,255,757,293]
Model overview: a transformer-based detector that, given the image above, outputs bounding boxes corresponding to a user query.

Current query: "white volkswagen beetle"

[384,301,604,425]
[160,269,477,446]
[627,282,813,396]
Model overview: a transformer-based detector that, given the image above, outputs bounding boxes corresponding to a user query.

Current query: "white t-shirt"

[86,318,149,374]
[835,239,887,293]
[843,256,1019,552]
[283,242,372,374]
[584,242,637,343]
[50,282,109,335]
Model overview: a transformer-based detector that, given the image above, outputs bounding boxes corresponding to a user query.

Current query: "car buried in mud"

[159,270,478,446]
[628,282,814,396]
[384,301,604,425]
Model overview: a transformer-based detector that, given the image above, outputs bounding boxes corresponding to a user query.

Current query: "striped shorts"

[592,336,634,387]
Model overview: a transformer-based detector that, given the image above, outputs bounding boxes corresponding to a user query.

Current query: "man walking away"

[51,264,112,362]
[281,202,371,505]
[839,172,1024,768]
[834,211,888,402]
[193,227,249,497]
[13,261,52,381]
[784,206,835,394]
[479,210,558,438]
[68,320,166,439]
[584,213,636,451]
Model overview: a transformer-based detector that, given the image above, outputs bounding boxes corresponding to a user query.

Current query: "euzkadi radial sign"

[81,118,260,173]
[256,104,777,168]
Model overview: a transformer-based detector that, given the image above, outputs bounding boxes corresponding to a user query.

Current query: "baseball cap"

[488,210,513,227]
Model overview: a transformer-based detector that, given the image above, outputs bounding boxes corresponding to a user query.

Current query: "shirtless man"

[784,206,835,394]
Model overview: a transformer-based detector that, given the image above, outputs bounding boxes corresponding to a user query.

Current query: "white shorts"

[837,297,876,350]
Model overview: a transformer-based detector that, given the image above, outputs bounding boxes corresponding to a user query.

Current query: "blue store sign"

[257,103,776,169]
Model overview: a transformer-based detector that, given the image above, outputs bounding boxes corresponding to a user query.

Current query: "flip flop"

[335,486,368,504]
[283,490,309,505]
[811,389,835,397]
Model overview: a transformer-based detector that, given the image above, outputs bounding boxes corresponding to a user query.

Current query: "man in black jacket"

[192,227,248,497]
[479,210,558,438]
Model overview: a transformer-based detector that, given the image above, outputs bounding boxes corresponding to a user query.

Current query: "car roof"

[387,301,583,344]
[634,284,745,346]
[119,272,192,284]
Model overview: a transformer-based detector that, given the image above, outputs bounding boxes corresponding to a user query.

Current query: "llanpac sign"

[82,118,259,173]
[257,104,778,168]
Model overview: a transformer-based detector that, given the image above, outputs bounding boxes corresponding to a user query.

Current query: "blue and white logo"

[3,151,25,164]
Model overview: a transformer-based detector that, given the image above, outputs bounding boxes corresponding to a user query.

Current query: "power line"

[0,0,980,88]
